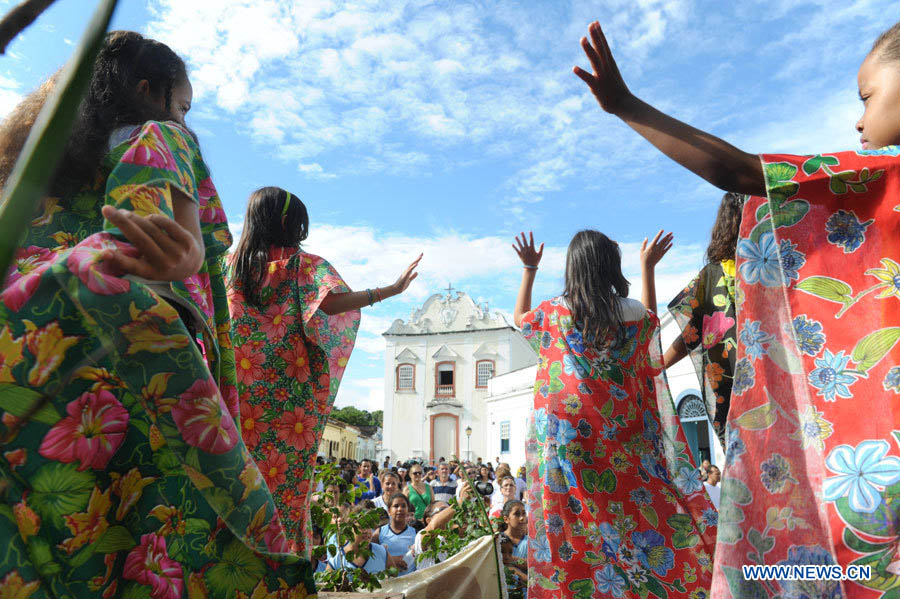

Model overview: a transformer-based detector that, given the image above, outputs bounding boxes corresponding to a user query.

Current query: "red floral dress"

[522,297,716,599]
[227,248,359,557]
[713,150,900,599]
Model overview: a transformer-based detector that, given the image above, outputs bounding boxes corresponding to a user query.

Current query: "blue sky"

[2,0,895,411]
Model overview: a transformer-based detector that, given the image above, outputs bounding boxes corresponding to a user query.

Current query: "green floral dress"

[667,259,737,447]
[227,248,359,558]
[0,121,315,598]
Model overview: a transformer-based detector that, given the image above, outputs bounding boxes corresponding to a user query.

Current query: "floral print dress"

[712,150,900,599]
[522,297,717,599]
[227,248,359,558]
[668,260,737,447]
[0,122,315,598]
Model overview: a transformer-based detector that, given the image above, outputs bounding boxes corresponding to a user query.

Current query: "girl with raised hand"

[0,31,313,597]
[575,20,900,599]
[514,230,715,599]
[666,192,743,449]
[226,186,420,557]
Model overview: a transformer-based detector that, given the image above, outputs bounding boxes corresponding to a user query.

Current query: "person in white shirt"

[430,463,458,503]
[373,470,400,512]
[703,465,721,509]
[490,475,519,518]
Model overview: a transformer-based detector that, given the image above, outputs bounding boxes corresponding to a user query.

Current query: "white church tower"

[382,286,537,464]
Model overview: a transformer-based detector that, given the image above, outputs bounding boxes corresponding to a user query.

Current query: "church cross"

[445,283,455,297]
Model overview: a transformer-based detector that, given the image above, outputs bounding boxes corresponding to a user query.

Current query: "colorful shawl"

[712,149,900,599]
[522,297,717,599]
[668,259,737,447]
[0,121,315,598]
[227,248,360,557]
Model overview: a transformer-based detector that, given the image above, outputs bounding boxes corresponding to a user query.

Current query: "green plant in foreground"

[309,463,397,592]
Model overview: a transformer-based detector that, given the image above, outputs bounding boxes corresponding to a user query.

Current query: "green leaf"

[796,276,854,305]
[644,576,668,599]
[26,536,63,576]
[835,496,894,537]
[567,579,593,599]
[205,540,267,597]
[765,162,798,188]
[68,542,96,568]
[94,525,135,553]
[843,527,891,554]
[29,462,95,525]
[771,199,810,229]
[802,154,839,175]
[121,582,153,599]
[766,341,804,375]
[733,400,777,431]
[722,476,753,505]
[0,0,119,286]
[666,513,694,532]
[639,505,659,527]
[0,383,61,425]
[581,468,616,494]
[672,529,700,549]
[748,219,775,243]
[600,399,614,418]
[851,327,900,374]
[747,527,775,557]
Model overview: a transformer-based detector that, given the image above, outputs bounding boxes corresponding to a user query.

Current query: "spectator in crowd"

[704,465,721,509]
[404,463,434,521]
[478,465,492,483]
[397,465,409,486]
[515,465,527,500]
[325,503,388,575]
[499,499,528,587]
[698,458,712,482]
[357,458,382,502]
[490,475,519,518]
[372,494,417,575]
[312,525,328,574]
[424,467,437,483]
[430,462,458,502]
[373,470,401,511]
[383,456,390,469]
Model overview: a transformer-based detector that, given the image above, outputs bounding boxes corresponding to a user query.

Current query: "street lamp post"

[465,425,472,461]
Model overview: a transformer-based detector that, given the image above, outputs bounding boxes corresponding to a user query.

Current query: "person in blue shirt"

[372,493,417,575]
[356,458,382,502]
[326,503,388,575]
[500,499,528,563]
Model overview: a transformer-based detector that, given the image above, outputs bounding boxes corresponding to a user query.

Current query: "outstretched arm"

[512,232,543,327]
[639,230,673,313]
[574,22,766,197]
[319,253,422,315]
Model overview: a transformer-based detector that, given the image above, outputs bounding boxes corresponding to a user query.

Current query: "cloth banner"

[370,534,508,599]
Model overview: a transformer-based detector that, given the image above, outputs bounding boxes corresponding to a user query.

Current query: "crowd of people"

[0,10,898,599]
[307,455,529,586]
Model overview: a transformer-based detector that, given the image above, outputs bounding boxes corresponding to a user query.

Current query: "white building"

[483,310,723,471]
[382,287,538,464]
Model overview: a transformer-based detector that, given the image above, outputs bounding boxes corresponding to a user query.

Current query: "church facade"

[381,287,537,464]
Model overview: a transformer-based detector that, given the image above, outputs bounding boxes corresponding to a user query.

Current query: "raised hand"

[640,230,674,270]
[512,232,544,268]
[390,253,423,295]
[573,21,633,115]
[101,205,204,281]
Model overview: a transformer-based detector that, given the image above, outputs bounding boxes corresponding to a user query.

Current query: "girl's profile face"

[856,52,900,149]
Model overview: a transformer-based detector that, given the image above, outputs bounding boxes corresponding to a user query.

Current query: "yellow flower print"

[120,302,189,355]
[149,504,186,536]
[865,257,900,299]
[23,321,80,387]
[73,366,124,392]
[31,197,63,226]
[790,405,833,450]
[0,325,25,383]
[13,501,40,539]
[59,486,112,554]
[108,184,169,217]
[239,460,264,501]
[110,468,156,520]
[187,572,210,599]
[0,571,41,599]
[50,231,79,250]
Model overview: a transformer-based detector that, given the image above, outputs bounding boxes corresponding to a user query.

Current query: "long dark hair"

[705,192,743,263]
[230,186,310,306]
[563,230,630,345]
[0,31,185,198]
